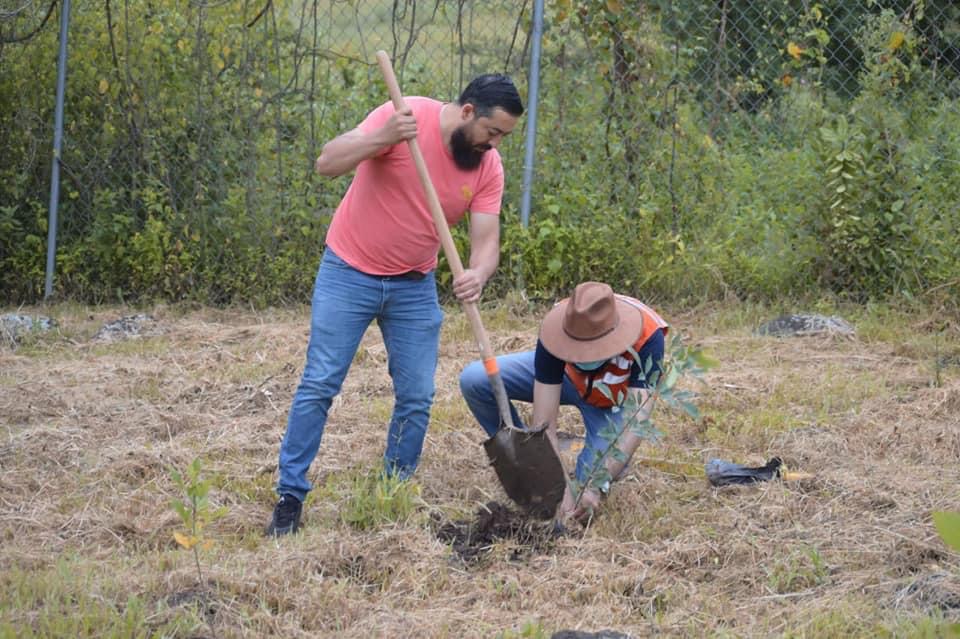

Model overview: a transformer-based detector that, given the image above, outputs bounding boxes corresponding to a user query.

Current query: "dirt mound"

[434,501,561,562]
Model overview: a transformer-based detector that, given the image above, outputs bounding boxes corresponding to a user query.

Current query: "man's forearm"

[468,244,499,284]
[605,431,642,481]
[604,390,653,481]
[315,128,391,177]
[467,212,500,285]
[532,380,562,447]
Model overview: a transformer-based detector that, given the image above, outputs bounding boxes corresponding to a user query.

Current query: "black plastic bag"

[705,457,782,486]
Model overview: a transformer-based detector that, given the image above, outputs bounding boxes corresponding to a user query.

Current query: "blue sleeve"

[534,338,566,385]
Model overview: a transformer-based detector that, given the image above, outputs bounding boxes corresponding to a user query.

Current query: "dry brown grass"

[1,301,959,638]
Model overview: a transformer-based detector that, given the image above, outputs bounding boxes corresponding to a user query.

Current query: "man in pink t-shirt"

[267,75,524,536]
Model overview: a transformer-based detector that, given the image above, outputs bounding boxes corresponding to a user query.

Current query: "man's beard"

[450,125,491,170]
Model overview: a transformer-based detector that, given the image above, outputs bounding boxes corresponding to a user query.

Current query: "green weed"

[767,546,830,594]
[888,615,960,639]
[497,619,549,639]
[339,469,424,531]
[489,575,522,600]
[780,606,959,639]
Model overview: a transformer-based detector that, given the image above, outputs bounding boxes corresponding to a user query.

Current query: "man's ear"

[459,102,476,121]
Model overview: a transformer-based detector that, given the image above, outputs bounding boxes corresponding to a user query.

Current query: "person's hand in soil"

[560,485,602,525]
[572,487,602,524]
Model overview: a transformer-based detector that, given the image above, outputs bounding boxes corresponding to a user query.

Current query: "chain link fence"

[2,0,959,303]
[533,0,959,299]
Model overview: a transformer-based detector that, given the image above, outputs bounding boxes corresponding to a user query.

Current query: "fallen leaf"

[174,531,198,549]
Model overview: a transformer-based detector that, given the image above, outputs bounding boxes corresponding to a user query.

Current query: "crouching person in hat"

[459,281,668,523]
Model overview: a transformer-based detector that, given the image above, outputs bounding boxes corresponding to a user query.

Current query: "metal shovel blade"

[483,427,566,520]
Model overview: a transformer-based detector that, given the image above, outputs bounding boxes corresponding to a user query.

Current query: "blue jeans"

[277,248,444,501]
[459,332,663,483]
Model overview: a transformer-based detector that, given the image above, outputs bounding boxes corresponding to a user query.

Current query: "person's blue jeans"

[277,248,443,501]
[459,330,664,483]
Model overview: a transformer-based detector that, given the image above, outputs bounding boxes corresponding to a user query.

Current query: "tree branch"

[246,0,270,28]
[1,0,57,44]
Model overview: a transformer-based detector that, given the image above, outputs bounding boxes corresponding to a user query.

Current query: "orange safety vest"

[564,296,669,408]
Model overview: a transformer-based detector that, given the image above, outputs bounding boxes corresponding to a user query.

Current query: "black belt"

[369,270,426,281]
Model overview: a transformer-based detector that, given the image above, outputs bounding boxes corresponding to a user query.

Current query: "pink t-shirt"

[325,97,504,275]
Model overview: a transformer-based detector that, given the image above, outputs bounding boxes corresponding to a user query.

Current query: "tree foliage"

[1,1,959,307]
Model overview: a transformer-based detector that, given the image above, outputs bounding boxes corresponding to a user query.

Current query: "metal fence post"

[519,0,544,229]
[44,0,71,301]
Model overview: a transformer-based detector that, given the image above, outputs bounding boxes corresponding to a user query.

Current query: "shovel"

[375,51,565,519]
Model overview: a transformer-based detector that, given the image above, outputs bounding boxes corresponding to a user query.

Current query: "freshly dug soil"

[434,501,561,562]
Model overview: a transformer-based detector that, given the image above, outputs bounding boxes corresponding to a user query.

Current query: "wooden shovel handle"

[375,50,515,430]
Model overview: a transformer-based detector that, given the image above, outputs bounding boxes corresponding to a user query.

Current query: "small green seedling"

[170,458,227,587]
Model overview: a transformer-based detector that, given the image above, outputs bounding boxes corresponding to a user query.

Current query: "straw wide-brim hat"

[539,281,644,363]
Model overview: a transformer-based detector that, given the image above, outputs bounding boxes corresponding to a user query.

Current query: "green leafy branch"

[783,2,830,87]
[571,332,715,512]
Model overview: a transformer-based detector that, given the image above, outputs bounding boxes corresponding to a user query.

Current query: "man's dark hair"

[457,74,524,118]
